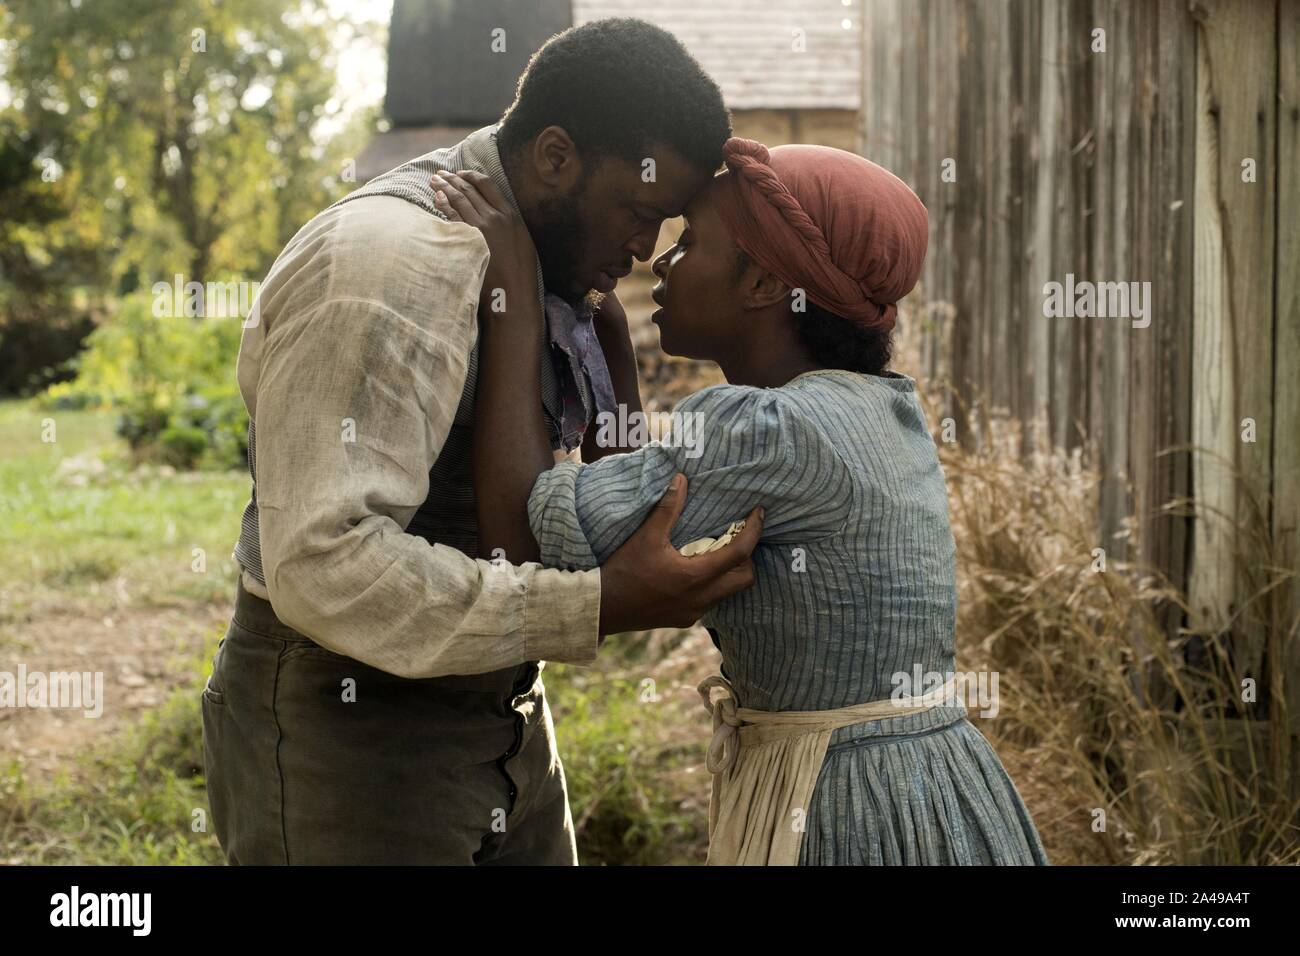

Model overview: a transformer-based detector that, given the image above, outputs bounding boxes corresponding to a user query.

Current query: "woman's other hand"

[432,169,537,318]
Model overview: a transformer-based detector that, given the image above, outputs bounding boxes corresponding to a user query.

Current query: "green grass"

[546,652,710,866]
[0,399,241,862]
[0,647,226,865]
[0,397,715,864]
[1,633,712,865]
[0,399,248,623]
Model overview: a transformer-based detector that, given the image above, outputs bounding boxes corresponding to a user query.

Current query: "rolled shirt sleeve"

[528,383,854,571]
[244,195,600,678]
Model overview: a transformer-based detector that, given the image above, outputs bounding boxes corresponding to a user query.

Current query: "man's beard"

[530,179,601,310]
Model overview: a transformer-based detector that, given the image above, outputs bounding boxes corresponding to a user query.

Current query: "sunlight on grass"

[0,399,247,622]
[546,637,713,866]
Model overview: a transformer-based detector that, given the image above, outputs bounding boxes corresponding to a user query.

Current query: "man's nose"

[626,225,661,262]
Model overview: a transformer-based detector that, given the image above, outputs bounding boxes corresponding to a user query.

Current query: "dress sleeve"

[527,383,854,570]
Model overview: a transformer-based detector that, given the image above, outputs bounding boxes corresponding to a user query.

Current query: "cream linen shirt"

[234,193,601,679]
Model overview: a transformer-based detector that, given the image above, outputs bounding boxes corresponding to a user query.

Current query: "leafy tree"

[3,0,359,285]
[0,111,102,394]
[0,0,379,395]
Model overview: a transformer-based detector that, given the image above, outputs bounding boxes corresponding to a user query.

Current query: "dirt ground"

[3,596,1091,865]
[980,726,1104,865]
[1,602,228,785]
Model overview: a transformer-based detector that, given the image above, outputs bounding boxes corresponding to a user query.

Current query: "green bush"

[41,291,248,469]
[159,424,209,469]
[115,397,171,451]
[177,383,250,469]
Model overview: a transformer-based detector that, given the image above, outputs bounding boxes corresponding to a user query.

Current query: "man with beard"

[201,19,759,865]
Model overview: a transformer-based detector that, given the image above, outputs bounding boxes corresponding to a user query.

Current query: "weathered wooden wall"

[860,0,1297,716]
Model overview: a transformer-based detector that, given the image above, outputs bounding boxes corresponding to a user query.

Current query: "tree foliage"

[3,0,365,282]
[0,0,378,395]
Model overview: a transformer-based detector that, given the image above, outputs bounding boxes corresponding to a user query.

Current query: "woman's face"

[649,181,746,360]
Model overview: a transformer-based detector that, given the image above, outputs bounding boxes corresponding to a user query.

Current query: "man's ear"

[530,126,584,192]
[741,264,791,311]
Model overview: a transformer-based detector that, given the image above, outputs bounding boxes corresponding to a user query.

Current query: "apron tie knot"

[698,675,744,773]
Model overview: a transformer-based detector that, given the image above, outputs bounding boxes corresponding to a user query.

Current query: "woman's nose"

[651,247,671,280]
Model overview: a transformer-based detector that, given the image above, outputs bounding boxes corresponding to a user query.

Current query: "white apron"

[697,672,960,866]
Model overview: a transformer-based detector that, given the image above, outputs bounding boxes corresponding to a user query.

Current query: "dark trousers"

[201,579,578,864]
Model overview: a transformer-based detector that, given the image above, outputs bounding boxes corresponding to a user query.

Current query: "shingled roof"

[573,0,861,110]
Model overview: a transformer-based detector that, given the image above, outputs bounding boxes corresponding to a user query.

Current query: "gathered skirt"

[798,707,1050,865]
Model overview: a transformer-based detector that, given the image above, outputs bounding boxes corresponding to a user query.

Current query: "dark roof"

[384,0,571,127]
[383,0,860,125]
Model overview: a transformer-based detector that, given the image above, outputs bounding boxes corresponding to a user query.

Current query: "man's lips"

[594,265,632,294]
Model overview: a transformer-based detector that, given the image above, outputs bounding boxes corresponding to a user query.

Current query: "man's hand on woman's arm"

[598,474,763,635]
[434,170,765,639]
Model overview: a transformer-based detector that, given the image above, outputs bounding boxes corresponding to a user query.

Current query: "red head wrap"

[710,138,928,332]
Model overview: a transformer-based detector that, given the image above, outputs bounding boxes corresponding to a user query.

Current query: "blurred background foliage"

[41,293,248,469]
[0,0,377,460]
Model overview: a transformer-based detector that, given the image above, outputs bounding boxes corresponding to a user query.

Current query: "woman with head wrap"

[435,139,1049,866]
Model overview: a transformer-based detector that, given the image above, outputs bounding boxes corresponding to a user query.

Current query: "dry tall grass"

[620,303,1300,865]
[928,389,1299,865]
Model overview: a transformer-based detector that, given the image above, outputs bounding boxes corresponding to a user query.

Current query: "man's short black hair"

[733,246,893,376]
[497,18,731,174]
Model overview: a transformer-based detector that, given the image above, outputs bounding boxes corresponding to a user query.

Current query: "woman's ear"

[741,265,791,311]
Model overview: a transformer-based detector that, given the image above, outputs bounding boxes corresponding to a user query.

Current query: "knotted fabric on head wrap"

[709,138,928,333]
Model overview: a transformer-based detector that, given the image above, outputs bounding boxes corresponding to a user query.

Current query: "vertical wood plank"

[860,0,903,171]
[1004,0,1028,430]
[1147,0,1196,635]
[986,0,1013,415]
[1098,0,1132,561]
[1190,0,1278,681]
[1275,0,1300,736]
[1015,0,1042,443]
[950,0,984,447]
[1028,0,1062,453]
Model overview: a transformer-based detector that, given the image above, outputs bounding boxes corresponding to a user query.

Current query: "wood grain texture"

[1275,0,1300,734]
[857,1,1293,702]
[1190,0,1277,678]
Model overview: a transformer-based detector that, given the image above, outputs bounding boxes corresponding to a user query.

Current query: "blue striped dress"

[529,368,1050,865]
